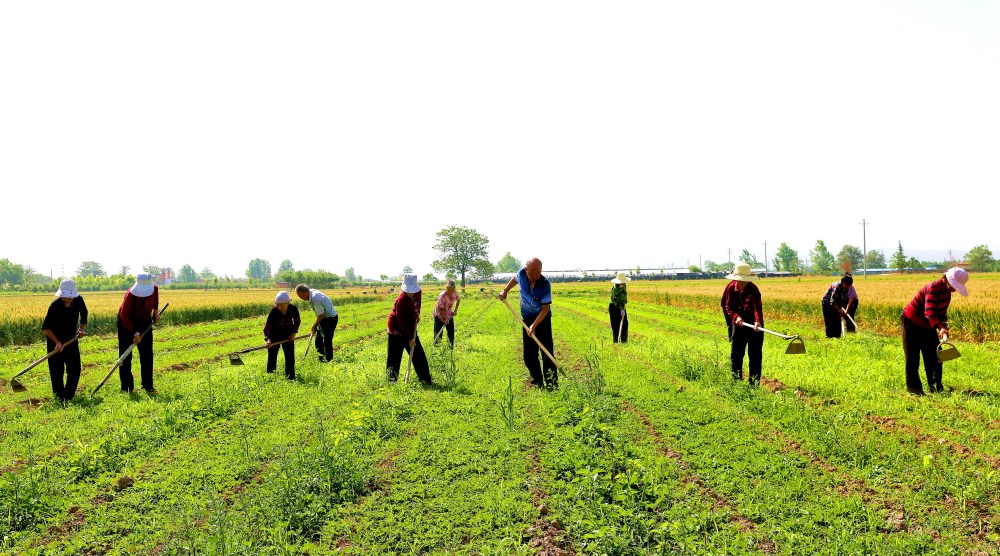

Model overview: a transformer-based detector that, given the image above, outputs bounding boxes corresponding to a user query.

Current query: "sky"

[1,1,997,281]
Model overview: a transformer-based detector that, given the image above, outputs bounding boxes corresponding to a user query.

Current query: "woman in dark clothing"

[609,272,629,343]
[386,274,431,383]
[42,279,88,402]
[264,291,301,379]
[117,273,159,393]
[821,273,853,338]
[721,263,764,385]
[902,267,969,395]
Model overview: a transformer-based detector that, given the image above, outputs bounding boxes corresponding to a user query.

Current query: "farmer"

[499,258,557,388]
[264,291,301,379]
[844,278,859,333]
[721,263,764,385]
[821,273,854,338]
[609,272,630,343]
[902,267,969,395]
[117,273,159,393]
[41,279,88,402]
[295,284,338,363]
[432,279,461,347]
[386,274,431,383]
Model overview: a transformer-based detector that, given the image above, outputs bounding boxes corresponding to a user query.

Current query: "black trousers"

[46,339,81,401]
[433,316,455,346]
[522,313,557,388]
[267,341,295,379]
[822,302,843,338]
[730,324,764,384]
[386,332,431,383]
[316,315,338,361]
[609,304,628,343]
[902,315,943,394]
[845,300,858,333]
[117,317,154,392]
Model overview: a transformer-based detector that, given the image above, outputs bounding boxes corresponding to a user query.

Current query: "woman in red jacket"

[117,273,159,393]
[386,274,431,383]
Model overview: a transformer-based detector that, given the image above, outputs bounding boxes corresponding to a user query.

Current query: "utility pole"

[860,218,868,279]
[763,241,768,278]
[727,248,732,264]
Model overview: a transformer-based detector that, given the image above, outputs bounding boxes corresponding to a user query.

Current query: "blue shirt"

[308,289,337,318]
[517,267,552,319]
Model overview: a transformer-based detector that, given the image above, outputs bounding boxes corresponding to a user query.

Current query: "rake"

[740,322,806,354]
[228,334,310,365]
[9,334,80,393]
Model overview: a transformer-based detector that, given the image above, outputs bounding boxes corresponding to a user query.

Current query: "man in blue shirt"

[295,284,339,363]
[499,258,556,388]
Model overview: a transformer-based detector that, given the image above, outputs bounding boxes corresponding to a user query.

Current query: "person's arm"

[77,297,88,336]
[498,276,518,301]
[527,304,550,336]
[43,329,63,351]
[152,288,160,323]
[925,282,948,339]
[752,286,763,329]
[452,293,460,314]
[119,292,136,333]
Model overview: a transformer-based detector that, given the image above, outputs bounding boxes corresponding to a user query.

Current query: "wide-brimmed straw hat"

[611,272,631,285]
[401,273,421,293]
[130,273,155,298]
[55,279,79,299]
[725,263,757,282]
[946,267,969,297]
[274,291,292,304]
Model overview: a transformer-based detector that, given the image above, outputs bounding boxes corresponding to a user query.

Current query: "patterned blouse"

[610,285,627,308]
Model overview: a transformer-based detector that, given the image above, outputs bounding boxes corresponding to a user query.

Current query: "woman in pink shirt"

[432,280,461,347]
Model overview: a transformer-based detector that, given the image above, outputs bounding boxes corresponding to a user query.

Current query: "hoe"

[741,322,806,354]
[91,304,169,398]
[936,333,961,362]
[9,334,80,393]
[228,334,310,365]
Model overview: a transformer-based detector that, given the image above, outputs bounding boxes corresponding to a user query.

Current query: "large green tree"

[246,258,271,280]
[890,241,908,273]
[142,264,163,278]
[279,259,294,273]
[738,249,761,268]
[809,240,836,274]
[495,252,522,273]
[865,250,885,270]
[965,244,994,272]
[77,261,106,278]
[431,225,493,287]
[836,245,863,273]
[179,264,198,282]
[344,267,357,281]
[0,258,27,286]
[772,242,800,272]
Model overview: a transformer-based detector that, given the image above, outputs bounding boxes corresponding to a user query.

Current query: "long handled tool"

[937,332,961,362]
[840,307,858,332]
[501,299,561,372]
[9,335,80,393]
[228,334,310,365]
[91,304,169,398]
[617,309,626,343]
[740,321,806,354]
[404,327,418,383]
[302,329,316,360]
[432,315,453,345]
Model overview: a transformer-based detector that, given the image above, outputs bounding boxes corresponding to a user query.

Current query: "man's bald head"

[525,258,542,281]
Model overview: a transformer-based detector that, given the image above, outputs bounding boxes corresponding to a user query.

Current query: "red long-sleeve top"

[387,291,421,338]
[118,287,159,334]
[721,281,764,327]
[903,278,951,330]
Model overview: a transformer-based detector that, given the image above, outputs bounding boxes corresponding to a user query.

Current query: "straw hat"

[725,263,757,282]
[55,279,79,299]
[130,273,155,298]
[401,273,421,293]
[945,267,969,297]
[274,291,292,304]
[611,272,631,285]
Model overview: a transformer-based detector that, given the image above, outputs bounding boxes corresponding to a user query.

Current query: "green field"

[2,286,999,554]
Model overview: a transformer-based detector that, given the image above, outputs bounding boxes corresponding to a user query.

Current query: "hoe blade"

[228,353,245,366]
[785,337,806,355]
[936,342,960,362]
[9,378,27,392]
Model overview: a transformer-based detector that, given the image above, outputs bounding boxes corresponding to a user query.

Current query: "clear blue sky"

[2,1,997,279]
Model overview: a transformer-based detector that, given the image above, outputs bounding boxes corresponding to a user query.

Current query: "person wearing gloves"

[386,274,432,383]
[432,279,461,347]
[499,258,557,388]
[609,272,630,343]
[821,273,854,338]
[721,263,764,385]
[42,279,88,402]
[902,267,969,395]
[264,291,301,379]
[117,273,160,393]
[294,284,338,363]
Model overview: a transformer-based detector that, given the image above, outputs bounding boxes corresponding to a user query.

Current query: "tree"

[907,257,923,272]
[739,249,761,268]
[246,258,272,280]
[200,267,216,280]
[495,252,521,273]
[179,264,198,282]
[890,241,908,273]
[865,250,885,270]
[142,264,163,279]
[689,265,702,273]
[422,272,437,282]
[0,258,27,286]
[77,261,106,278]
[704,260,720,272]
[402,265,413,274]
[430,225,492,287]
[379,274,389,282]
[279,259,294,273]
[836,245,863,273]
[809,240,836,275]
[773,242,800,272]
[344,267,357,281]
[966,245,994,272]
[119,265,130,276]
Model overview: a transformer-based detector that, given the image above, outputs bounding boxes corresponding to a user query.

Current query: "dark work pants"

[822,302,843,338]
[609,304,628,343]
[522,313,557,388]
[316,315,337,361]
[845,300,858,333]
[730,325,764,384]
[433,316,455,346]
[46,339,81,401]
[117,318,154,392]
[386,332,432,383]
[902,315,943,394]
[267,341,295,379]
